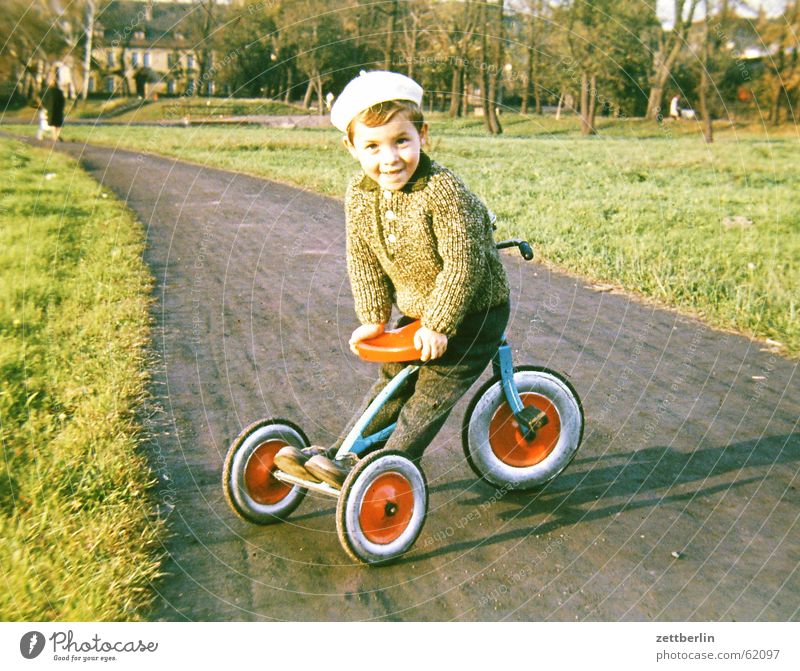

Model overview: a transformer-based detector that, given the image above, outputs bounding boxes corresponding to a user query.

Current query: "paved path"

[26,136,799,621]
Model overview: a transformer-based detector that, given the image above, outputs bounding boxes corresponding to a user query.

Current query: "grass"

[112,97,311,122]
[5,114,798,358]
[0,137,163,620]
[1,96,312,124]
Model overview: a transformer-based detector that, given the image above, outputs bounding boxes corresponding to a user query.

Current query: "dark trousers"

[333,302,510,462]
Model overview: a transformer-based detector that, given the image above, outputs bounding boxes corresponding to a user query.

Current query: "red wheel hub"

[489,393,561,467]
[359,472,415,544]
[244,440,293,505]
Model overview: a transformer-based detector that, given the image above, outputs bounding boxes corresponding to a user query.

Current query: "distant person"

[53,60,75,99]
[35,106,50,141]
[325,91,335,111]
[42,77,66,141]
[669,94,681,120]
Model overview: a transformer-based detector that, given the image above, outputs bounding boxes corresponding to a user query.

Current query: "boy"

[274,71,510,488]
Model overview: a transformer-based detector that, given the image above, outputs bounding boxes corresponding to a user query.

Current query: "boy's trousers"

[333,301,510,462]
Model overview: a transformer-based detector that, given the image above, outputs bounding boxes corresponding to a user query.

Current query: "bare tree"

[441,0,479,118]
[520,0,545,115]
[645,0,700,119]
[756,0,800,125]
[480,0,504,134]
[697,0,713,142]
[81,0,97,101]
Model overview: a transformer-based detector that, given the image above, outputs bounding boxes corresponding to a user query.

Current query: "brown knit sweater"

[345,152,510,336]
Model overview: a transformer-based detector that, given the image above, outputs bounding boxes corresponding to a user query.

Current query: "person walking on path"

[274,71,510,488]
[41,75,66,142]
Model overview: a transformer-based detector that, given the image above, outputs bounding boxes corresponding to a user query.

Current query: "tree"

[480,0,505,134]
[1,0,66,103]
[697,0,714,142]
[645,0,700,119]
[754,0,800,124]
[561,0,611,135]
[80,1,97,100]
[217,1,278,97]
[437,0,480,118]
[519,0,547,115]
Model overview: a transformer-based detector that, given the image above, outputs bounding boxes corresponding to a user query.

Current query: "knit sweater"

[344,152,510,337]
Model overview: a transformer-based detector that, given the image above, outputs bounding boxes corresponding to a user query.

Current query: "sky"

[656,0,790,25]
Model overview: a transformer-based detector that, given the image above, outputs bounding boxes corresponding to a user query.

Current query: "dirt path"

[31,136,799,621]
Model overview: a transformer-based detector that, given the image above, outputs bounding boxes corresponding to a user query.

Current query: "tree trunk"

[521,11,534,115]
[555,90,564,120]
[284,67,292,104]
[384,0,399,70]
[579,72,597,135]
[315,74,324,114]
[302,79,314,109]
[449,66,462,117]
[698,7,713,143]
[81,0,96,101]
[770,83,782,125]
[198,0,216,97]
[481,0,504,134]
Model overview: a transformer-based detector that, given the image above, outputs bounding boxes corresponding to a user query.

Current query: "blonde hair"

[346,99,425,143]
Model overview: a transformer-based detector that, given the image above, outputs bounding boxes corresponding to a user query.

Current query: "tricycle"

[223,237,584,565]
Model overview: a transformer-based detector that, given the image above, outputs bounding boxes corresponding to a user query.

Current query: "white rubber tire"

[462,367,583,490]
[337,450,428,565]
[223,418,308,525]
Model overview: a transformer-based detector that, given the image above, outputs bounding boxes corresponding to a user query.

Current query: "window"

[106,76,114,93]
[143,52,150,67]
[187,54,194,70]
[167,80,175,94]
[107,51,114,67]
[132,52,139,67]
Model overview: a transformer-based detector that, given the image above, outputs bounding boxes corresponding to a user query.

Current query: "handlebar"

[496,239,534,261]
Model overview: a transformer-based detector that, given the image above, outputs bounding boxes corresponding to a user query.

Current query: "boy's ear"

[342,135,359,159]
[419,122,429,146]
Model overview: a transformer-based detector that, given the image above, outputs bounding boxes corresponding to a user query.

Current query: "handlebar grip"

[519,241,534,261]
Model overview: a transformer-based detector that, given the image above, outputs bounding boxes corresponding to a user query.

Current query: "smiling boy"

[274,71,510,488]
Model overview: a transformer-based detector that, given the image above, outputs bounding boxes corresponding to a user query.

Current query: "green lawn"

[2,96,312,124]
[0,137,162,620]
[6,116,798,357]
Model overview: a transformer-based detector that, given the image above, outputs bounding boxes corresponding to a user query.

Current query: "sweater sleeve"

[345,178,393,325]
[421,172,486,336]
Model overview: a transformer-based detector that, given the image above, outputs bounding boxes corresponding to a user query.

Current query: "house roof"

[95,0,199,50]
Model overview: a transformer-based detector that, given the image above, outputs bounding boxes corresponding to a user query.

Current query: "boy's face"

[344,113,429,192]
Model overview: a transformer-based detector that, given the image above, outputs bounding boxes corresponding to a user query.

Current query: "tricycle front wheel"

[336,449,428,565]
[462,366,584,491]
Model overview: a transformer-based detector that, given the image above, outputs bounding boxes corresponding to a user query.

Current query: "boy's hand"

[349,323,385,354]
[414,327,448,362]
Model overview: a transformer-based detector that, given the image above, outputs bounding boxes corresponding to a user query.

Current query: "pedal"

[515,406,548,433]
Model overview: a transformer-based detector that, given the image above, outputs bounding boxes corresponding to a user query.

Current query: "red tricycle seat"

[355,320,423,363]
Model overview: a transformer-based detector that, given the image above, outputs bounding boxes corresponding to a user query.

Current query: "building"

[86,0,234,97]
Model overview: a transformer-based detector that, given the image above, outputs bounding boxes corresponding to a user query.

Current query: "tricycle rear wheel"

[223,417,309,525]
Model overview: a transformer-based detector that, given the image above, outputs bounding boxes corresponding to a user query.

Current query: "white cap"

[330,70,423,133]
